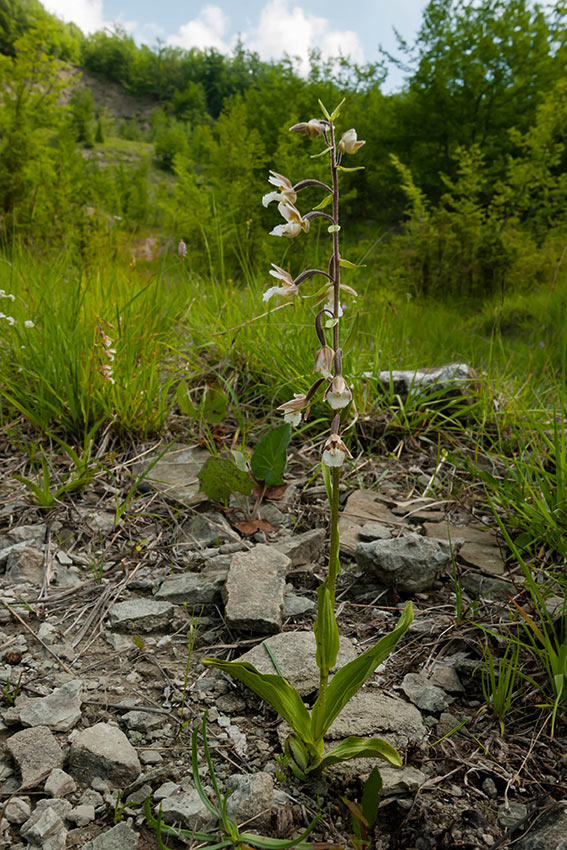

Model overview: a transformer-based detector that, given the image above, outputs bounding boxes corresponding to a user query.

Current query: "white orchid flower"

[339,128,365,155]
[322,433,352,467]
[270,202,310,238]
[324,375,352,410]
[262,171,297,208]
[277,393,310,425]
[262,264,299,302]
[289,119,325,139]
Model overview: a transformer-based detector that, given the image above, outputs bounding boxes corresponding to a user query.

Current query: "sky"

[42,0,428,91]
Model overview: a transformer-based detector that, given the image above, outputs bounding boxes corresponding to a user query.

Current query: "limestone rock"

[132,443,210,506]
[19,679,82,732]
[68,722,141,785]
[273,529,325,567]
[158,788,215,831]
[327,691,426,748]
[223,544,290,633]
[6,726,64,789]
[226,772,274,831]
[372,363,477,399]
[107,600,177,633]
[401,672,454,713]
[82,821,139,850]
[356,532,457,592]
[380,765,427,796]
[155,569,227,606]
[4,797,31,824]
[338,490,400,556]
[44,768,77,797]
[236,630,358,696]
[515,802,567,849]
[20,805,67,850]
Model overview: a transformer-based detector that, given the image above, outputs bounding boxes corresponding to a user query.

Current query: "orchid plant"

[203,100,413,780]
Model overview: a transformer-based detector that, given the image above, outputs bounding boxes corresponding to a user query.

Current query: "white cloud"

[246,0,365,72]
[43,0,107,34]
[167,5,233,52]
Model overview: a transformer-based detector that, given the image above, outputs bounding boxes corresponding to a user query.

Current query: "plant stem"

[329,119,341,352]
[328,467,341,603]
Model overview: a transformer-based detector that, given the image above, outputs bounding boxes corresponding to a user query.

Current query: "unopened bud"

[314,346,334,379]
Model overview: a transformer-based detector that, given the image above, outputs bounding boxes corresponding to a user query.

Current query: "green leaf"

[339,258,366,269]
[250,423,290,487]
[318,98,331,120]
[176,380,197,417]
[361,766,382,829]
[330,98,346,121]
[202,387,228,424]
[312,601,413,736]
[327,225,341,233]
[230,449,248,472]
[314,585,340,675]
[337,166,365,172]
[321,462,332,507]
[312,193,334,211]
[313,736,402,772]
[197,455,253,504]
[201,658,314,744]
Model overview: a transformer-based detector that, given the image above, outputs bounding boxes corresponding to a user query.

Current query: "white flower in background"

[313,346,334,379]
[277,393,309,426]
[178,240,187,257]
[97,322,117,385]
[262,171,297,208]
[0,313,15,325]
[322,433,353,467]
[24,320,34,329]
[0,290,15,301]
[338,128,365,155]
[262,264,299,302]
[270,202,310,238]
[324,375,352,410]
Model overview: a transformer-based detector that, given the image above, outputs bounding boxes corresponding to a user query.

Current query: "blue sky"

[43,0,428,90]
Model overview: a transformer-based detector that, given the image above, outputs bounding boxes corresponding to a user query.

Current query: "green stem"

[328,466,341,602]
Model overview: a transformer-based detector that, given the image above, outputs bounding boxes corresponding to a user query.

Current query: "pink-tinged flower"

[262,171,297,208]
[289,119,325,139]
[263,264,299,302]
[277,393,310,425]
[338,128,365,155]
[270,203,310,238]
[313,346,334,379]
[322,433,353,467]
[324,375,352,410]
[178,240,187,257]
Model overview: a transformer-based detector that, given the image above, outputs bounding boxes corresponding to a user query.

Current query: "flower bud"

[338,128,365,155]
[313,346,334,379]
[289,118,325,139]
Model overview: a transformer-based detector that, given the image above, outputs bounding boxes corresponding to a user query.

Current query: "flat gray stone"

[179,512,234,548]
[133,443,210,506]
[273,529,325,567]
[461,571,514,601]
[6,726,64,789]
[338,490,401,556]
[358,522,393,542]
[68,722,141,785]
[223,544,290,633]
[157,788,215,831]
[226,772,274,831]
[107,600,177,633]
[82,821,139,850]
[327,691,426,747]
[283,592,315,618]
[236,631,358,696]
[423,521,498,548]
[20,679,82,732]
[5,545,44,584]
[44,768,76,797]
[67,803,96,826]
[515,802,567,848]
[459,542,505,575]
[20,805,67,850]
[155,569,227,605]
[401,672,453,713]
[4,796,31,824]
[0,523,47,551]
[356,532,457,592]
[379,765,427,796]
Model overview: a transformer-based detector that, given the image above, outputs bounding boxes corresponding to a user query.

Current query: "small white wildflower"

[324,376,352,410]
[0,290,15,301]
[322,433,353,468]
[24,320,34,329]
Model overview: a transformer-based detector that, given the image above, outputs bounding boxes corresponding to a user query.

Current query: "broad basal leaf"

[313,736,402,773]
[312,601,413,737]
[201,657,313,743]
[314,585,340,676]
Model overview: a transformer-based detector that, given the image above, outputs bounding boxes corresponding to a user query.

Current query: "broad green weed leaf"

[198,455,252,504]
[230,449,248,472]
[313,585,340,675]
[312,601,413,736]
[250,423,290,487]
[203,387,228,424]
[314,736,402,772]
[176,381,197,417]
[201,658,313,743]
